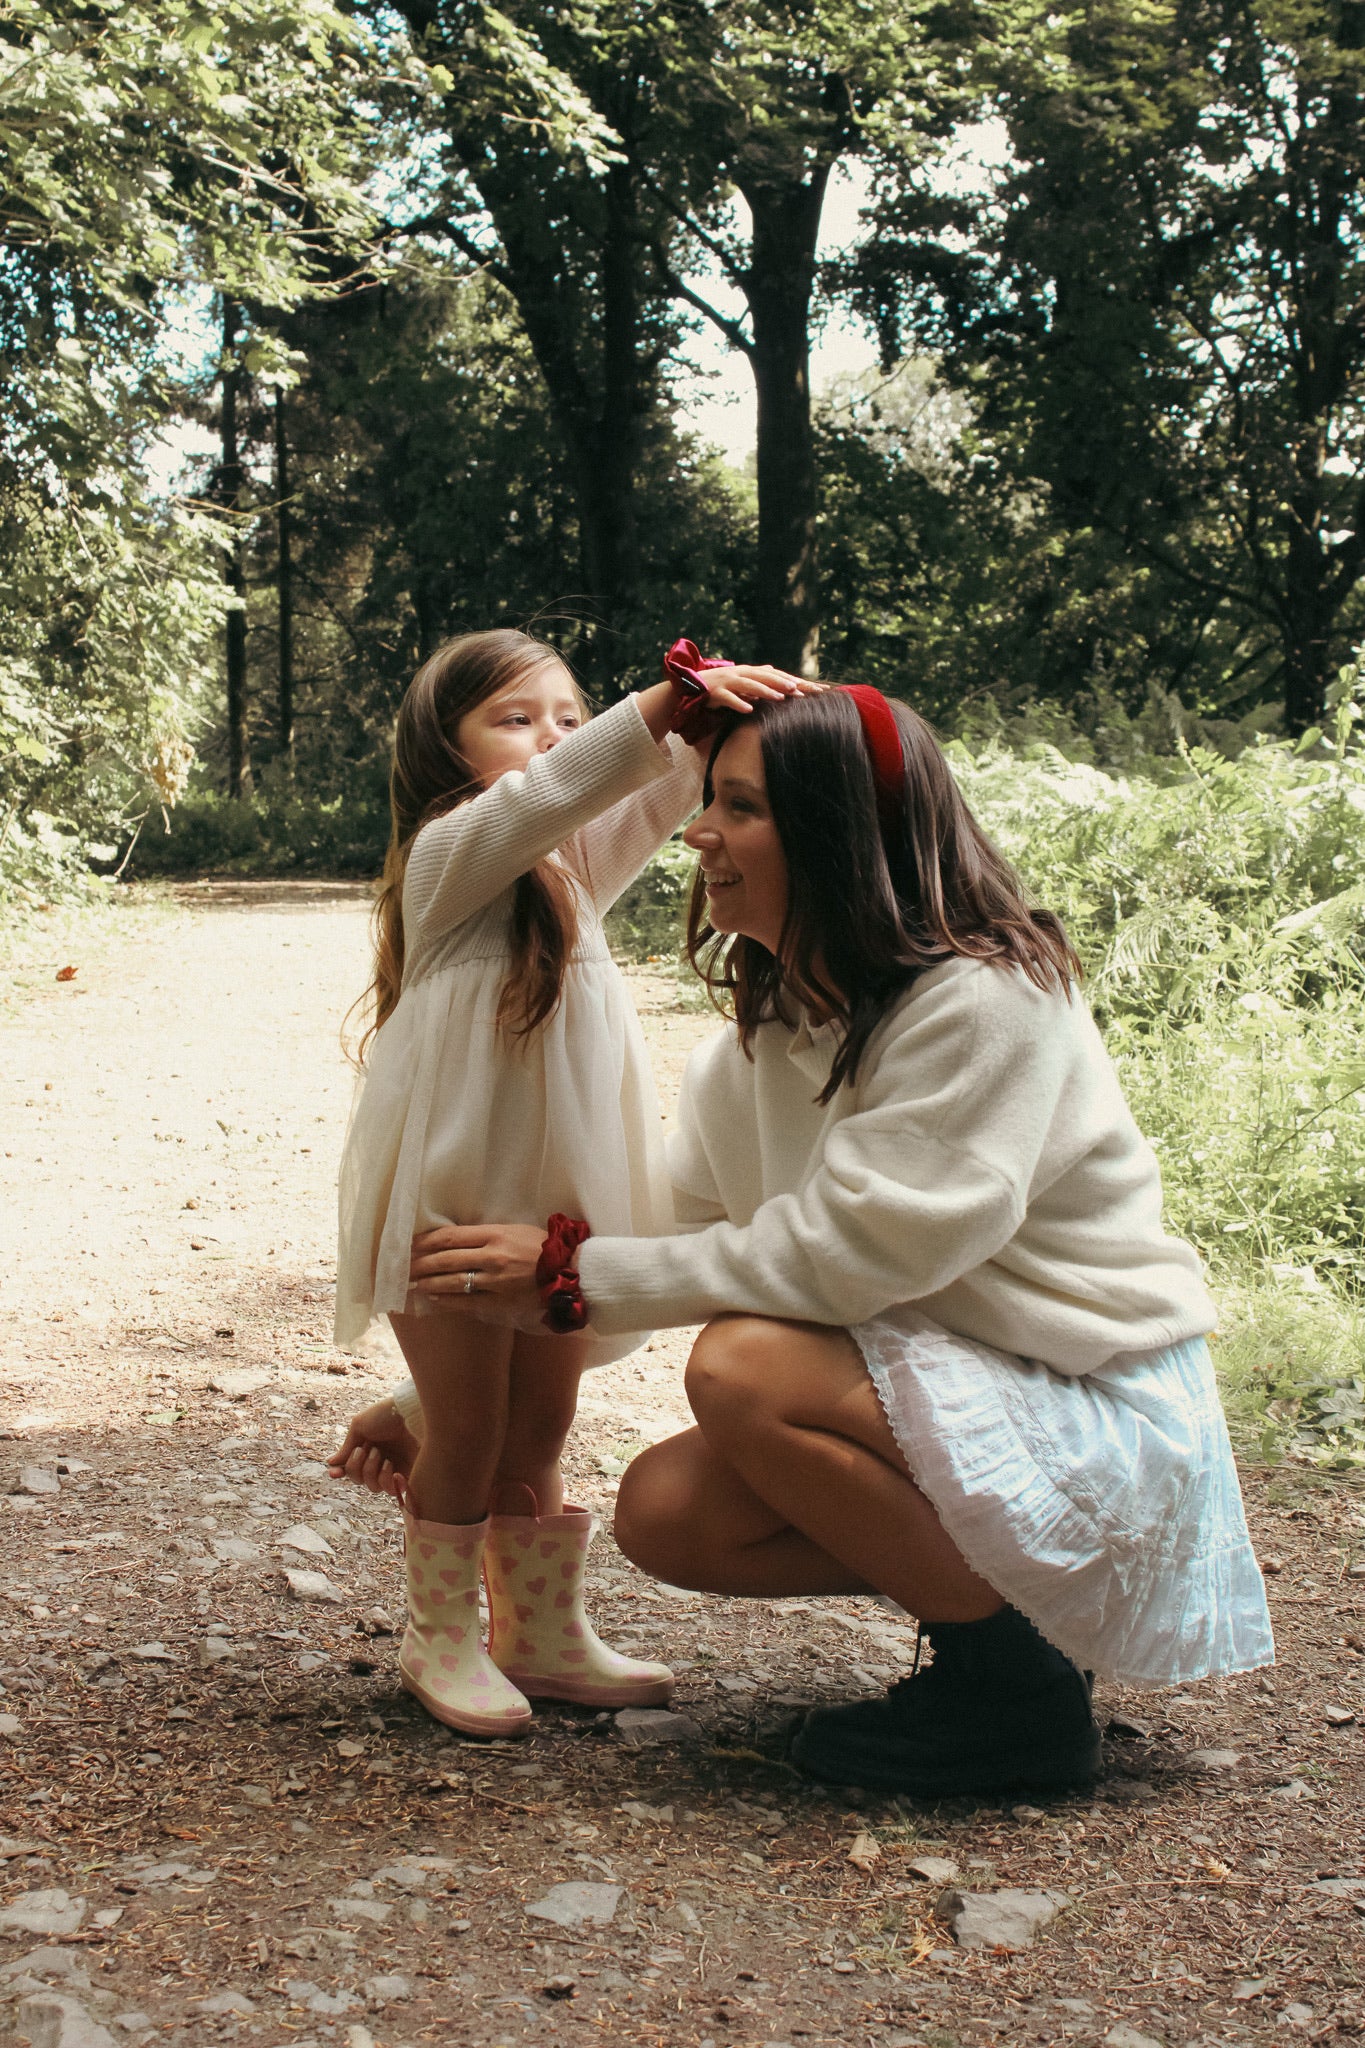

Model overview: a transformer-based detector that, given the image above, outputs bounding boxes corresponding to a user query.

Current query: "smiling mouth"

[703,871,741,889]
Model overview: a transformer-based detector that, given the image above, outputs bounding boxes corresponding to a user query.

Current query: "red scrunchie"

[663,636,730,743]
[536,1213,592,1333]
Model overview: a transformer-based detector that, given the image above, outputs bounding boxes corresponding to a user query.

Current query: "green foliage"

[605,835,697,964]
[0,0,391,905]
[0,480,221,903]
[953,689,1365,1291]
[1215,1275,1365,1471]
[126,763,391,879]
[0,0,379,312]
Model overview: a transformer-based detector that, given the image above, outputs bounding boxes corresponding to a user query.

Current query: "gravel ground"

[1,882,1363,2048]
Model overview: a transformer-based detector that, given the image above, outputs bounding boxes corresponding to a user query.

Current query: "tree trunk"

[1281,477,1333,735]
[579,160,644,697]
[483,154,646,701]
[739,167,830,677]
[218,297,251,797]
[274,386,294,758]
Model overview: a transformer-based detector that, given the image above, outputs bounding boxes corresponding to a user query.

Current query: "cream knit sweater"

[576,956,1216,1375]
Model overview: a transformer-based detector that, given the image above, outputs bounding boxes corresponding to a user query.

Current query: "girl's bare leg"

[490,1331,589,1514]
[615,1315,1003,1624]
[389,1311,515,1525]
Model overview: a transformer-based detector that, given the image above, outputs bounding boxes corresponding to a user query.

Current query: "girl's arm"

[404,692,678,950]
[561,736,704,915]
[405,667,806,950]
[562,663,822,915]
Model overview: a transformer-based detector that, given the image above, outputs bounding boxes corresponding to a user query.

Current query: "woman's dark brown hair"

[358,630,583,1060]
[687,689,1081,1102]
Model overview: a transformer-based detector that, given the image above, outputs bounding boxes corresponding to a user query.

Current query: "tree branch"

[647,241,753,354]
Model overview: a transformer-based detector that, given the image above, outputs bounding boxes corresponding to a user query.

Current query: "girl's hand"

[409,1222,547,1314]
[698,664,826,717]
[327,1397,420,1497]
[638,661,824,747]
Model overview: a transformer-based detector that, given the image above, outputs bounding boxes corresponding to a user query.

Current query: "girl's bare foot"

[327,1397,420,1496]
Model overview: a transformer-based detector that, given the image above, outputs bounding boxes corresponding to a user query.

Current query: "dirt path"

[1,884,1363,2048]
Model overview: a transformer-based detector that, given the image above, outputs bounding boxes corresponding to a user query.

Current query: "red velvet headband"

[840,684,905,831]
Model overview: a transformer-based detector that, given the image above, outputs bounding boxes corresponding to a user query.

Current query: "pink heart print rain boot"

[399,1505,533,1737]
[484,1485,674,1708]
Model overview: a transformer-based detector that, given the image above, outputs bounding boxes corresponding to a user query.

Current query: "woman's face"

[684,722,790,954]
[455,659,584,789]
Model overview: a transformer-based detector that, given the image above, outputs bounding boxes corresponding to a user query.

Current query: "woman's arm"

[407,973,1064,1329]
[406,1140,1022,1337]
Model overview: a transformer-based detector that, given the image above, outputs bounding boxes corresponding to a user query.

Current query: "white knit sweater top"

[577,955,1216,1375]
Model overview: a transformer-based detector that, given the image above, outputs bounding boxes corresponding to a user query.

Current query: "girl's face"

[684,722,790,954]
[455,660,584,788]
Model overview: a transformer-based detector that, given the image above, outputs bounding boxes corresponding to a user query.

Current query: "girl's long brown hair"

[358,630,583,1061]
[687,689,1082,1104]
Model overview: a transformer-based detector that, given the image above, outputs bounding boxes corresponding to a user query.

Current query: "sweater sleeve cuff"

[389,1377,424,1431]
[578,1234,710,1335]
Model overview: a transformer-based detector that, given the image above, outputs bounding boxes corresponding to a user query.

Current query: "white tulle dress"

[334,697,703,1365]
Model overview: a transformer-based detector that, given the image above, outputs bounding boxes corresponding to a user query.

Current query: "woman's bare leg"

[389,1311,515,1525]
[616,1423,871,1596]
[491,1331,589,1515]
[618,1315,1003,1623]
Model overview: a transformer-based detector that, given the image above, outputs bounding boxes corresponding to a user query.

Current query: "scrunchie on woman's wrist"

[536,1213,592,1333]
[663,636,729,742]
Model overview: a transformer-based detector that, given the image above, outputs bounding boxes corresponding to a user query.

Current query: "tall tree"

[386,1,960,677]
[274,387,296,757]
[385,0,694,692]
[215,300,252,797]
[851,0,1365,731]
[640,0,966,673]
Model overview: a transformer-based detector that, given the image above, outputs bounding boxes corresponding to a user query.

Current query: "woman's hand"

[408,1222,548,1314]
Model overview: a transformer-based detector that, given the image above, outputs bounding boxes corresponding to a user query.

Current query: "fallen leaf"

[846,1831,882,1873]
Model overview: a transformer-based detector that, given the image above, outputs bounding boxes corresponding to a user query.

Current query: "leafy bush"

[126,764,391,879]
[952,691,1365,1295]
[1,480,220,906]
[605,836,697,965]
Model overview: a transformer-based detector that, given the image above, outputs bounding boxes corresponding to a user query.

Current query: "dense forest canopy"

[3,0,1365,888]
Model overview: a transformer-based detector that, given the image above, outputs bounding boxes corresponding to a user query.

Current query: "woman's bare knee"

[613,1442,699,1581]
[684,1315,788,1431]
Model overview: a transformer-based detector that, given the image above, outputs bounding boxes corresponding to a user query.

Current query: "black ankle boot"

[790,1606,1102,1798]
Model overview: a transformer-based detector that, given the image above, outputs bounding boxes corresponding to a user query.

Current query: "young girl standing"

[331,628,810,1736]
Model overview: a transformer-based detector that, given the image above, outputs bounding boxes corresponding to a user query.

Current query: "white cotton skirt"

[851,1310,1274,1689]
